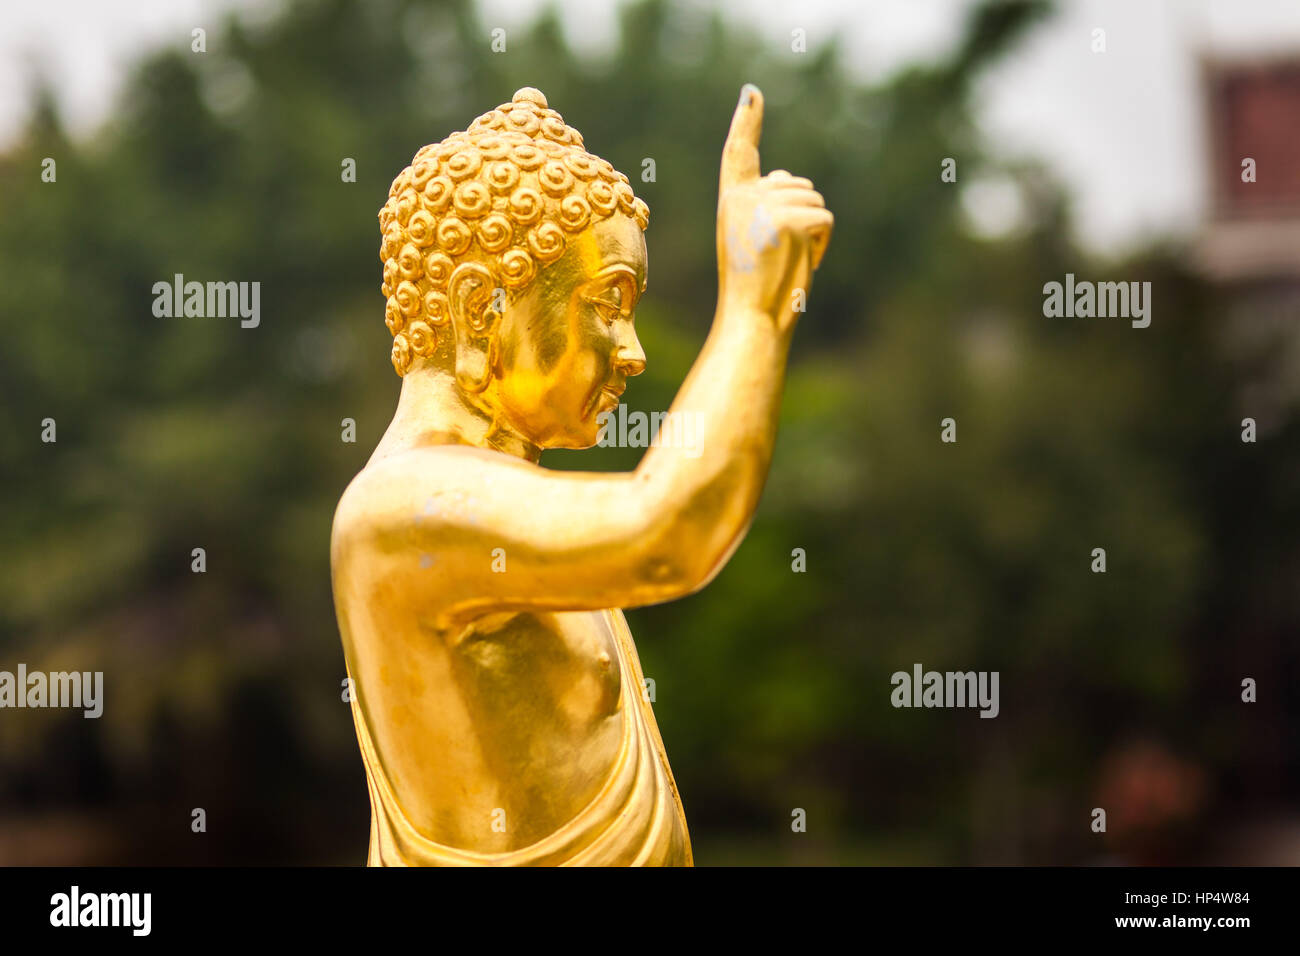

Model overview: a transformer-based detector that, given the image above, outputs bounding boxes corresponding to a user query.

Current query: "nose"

[614,324,646,377]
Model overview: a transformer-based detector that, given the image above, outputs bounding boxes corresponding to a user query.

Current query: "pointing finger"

[719,83,764,193]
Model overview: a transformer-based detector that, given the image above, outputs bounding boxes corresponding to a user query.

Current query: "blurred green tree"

[0,0,1294,864]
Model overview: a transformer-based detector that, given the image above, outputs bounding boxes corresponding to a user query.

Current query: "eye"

[584,286,623,322]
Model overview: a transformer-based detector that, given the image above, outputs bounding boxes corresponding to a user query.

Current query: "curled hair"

[379,88,650,376]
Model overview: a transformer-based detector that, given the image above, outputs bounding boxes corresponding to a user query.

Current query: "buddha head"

[379,87,650,450]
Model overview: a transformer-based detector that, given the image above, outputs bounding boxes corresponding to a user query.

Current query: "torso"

[353,605,630,851]
[332,443,691,864]
[336,557,690,863]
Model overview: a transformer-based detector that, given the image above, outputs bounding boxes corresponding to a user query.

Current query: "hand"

[716,84,833,334]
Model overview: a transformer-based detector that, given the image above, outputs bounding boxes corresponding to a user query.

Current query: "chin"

[540,424,599,451]
[566,429,602,450]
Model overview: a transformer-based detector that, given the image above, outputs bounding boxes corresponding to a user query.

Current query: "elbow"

[632,492,754,600]
[629,448,766,598]
[631,545,720,601]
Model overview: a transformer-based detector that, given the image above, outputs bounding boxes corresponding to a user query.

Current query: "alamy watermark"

[50,886,150,936]
[0,664,103,718]
[597,405,703,458]
[152,273,260,328]
[890,663,999,718]
[1042,273,1151,328]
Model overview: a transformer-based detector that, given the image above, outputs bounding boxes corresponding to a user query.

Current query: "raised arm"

[630,83,832,593]
[335,85,832,621]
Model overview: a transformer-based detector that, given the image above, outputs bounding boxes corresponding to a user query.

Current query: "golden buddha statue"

[331,85,831,866]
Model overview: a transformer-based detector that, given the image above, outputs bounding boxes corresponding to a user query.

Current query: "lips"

[592,384,623,418]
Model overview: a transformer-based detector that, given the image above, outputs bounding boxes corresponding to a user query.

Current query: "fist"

[716,84,832,333]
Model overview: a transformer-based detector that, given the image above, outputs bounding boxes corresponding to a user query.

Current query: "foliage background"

[0,0,1296,864]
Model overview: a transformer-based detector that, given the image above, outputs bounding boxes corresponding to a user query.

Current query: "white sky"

[3,0,1300,254]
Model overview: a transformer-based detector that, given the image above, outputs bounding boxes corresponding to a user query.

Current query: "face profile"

[490,212,648,449]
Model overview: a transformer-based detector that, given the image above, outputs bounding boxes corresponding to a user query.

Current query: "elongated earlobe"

[447,262,500,393]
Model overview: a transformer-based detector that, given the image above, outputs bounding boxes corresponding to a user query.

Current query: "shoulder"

[331,444,539,552]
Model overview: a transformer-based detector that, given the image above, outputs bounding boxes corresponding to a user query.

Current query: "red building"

[1198,55,1300,277]
[1196,55,1300,430]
